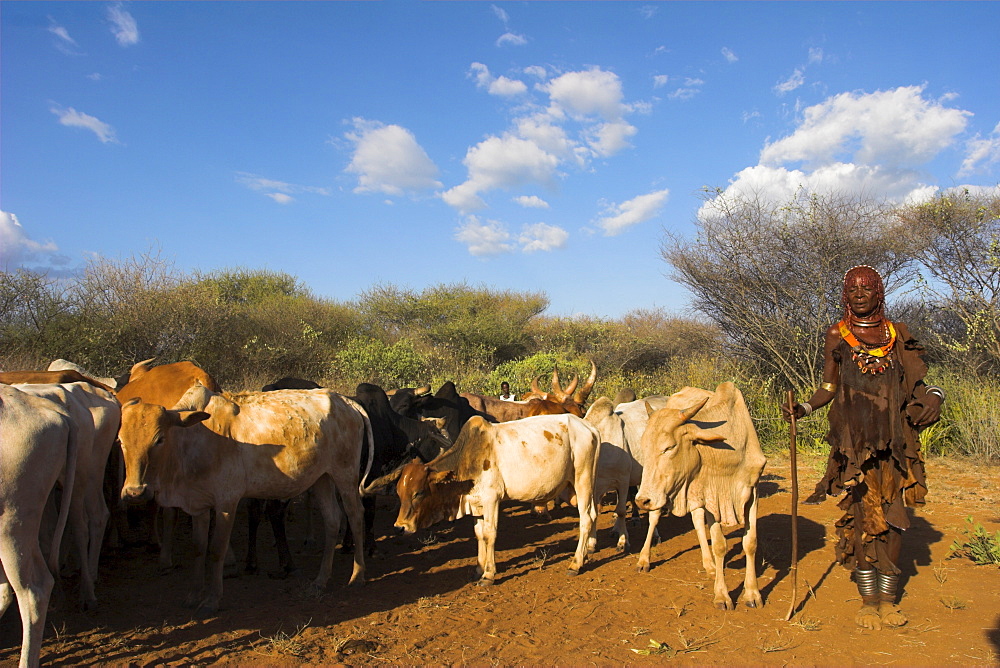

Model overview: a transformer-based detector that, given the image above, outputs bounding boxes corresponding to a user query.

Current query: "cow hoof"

[714,599,735,611]
[566,568,579,577]
[636,562,650,573]
[80,598,98,612]
[743,592,763,609]
[475,578,495,587]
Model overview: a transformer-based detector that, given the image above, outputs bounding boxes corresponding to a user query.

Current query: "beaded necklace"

[837,319,897,374]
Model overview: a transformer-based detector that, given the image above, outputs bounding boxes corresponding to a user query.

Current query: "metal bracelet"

[820,382,837,393]
[925,386,946,402]
[800,401,813,416]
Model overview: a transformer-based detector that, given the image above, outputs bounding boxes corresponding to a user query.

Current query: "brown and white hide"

[118,383,373,614]
[0,385,78,668]
[394,413,601,584]
[11,382,120,610]
[634,382,767,610]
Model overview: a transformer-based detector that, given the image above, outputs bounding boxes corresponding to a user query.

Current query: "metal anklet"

[855,569,878,598]
[877,572,900,598]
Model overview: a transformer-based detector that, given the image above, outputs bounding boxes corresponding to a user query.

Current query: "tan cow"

[583,397,642,552]
[118,382,373,614]
[0,385,78,668]
[634,382,767,610]
[47,359,124,391]
[0,370,114,393]
[12,382,120,610]
[394,413,601,584]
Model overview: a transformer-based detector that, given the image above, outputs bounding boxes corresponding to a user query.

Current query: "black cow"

[344,383,451,554]
[388,381,494,442]
[261,377,322,391]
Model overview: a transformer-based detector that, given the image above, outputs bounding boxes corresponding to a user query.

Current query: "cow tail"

[48,415,80,577]
[357,407,375,497]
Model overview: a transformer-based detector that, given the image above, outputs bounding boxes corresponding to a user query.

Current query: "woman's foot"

[855,602,882,630]
[879,600,908,627]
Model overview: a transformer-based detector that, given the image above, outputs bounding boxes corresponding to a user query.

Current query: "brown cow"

[634,382,767,610]
[0,370,114,393]
[118,382,372,614]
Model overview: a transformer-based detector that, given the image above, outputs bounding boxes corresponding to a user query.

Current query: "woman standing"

[783,265,944,630]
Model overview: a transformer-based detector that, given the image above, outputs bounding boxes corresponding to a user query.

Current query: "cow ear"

[174,410,210,427]
[124,397,142,408]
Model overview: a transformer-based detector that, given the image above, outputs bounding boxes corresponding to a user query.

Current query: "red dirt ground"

[2,453,999,667]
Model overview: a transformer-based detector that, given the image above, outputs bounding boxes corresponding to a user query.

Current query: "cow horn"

[415,384,432,396]
[129,357,156,380]
[562,374,579,397]
[679,396,710,421]
[573,360,597,405]
[530,374,545,396]
[549,368,562,396]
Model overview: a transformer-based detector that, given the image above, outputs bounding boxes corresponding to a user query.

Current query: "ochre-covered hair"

[841,265,886,322]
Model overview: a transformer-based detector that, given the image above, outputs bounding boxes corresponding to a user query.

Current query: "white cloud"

[107,3,139,46]
[471,63,528,97]
[48,21,77,46]
[445,65,640,214]
[50,105,119,143]
[345,119,442,196]
[523,65,548,80]
[595,189,670,236]
[492,5,509,24]
[760,85,970,168]
[585,120,637,157]
[705,87,980,215]
[544,68,629,121]
[497,32,527,47]
[514,195,549,209]
[808,47,825,64]
[0,211,67,271]
[455,216,514,256]
[519,222,568,252]
[774,68,805,95]
[959,121,1000,176]
[668,87,700,101]
[441,135,560,213]
[653,74,669,88]
[236,172,330,202]
[722,47,738,63]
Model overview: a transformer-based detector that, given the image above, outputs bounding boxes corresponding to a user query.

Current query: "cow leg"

[336,478,367,588]
[199,507,235,616]
[474,501,499,585]
[0,526,55,668]
[612,480,630,553]
[307,476,341,596]
[84,489,110,600]
[68,498,98,610]
[739,492,763,608]
[708,514,734,610]
[184,511,211,608]
[636,507,661,572]
[691,507,715,576]
[265,499,296,578]
[244,498,263,575]
[158,506,177,573]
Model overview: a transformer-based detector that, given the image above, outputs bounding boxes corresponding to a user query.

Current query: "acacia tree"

[898,187,1000,373]
[662,188,915,391]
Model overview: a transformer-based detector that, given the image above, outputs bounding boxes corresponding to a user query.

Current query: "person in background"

[498,381,516,401]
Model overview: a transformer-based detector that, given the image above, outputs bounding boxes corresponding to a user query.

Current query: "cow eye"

[661,443,676,454]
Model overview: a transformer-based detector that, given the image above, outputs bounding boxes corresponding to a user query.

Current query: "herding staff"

[784,389,800,622]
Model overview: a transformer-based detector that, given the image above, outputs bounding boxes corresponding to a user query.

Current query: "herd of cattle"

[0,358,766,667]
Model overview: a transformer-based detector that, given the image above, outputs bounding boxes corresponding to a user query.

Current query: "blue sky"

[2,2,999,318]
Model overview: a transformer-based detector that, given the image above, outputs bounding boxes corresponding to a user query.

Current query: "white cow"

[0,385,79,668]
[13,382,121,610]
[583,397,642,552]
[394,414,601,584]
[635,382,767,610]
[118,382,373,614]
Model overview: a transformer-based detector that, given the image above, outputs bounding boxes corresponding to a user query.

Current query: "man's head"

[500,381,510,395]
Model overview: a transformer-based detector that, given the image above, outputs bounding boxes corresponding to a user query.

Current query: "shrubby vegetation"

[1,189,997,459]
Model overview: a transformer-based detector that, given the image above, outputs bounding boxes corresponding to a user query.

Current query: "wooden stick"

[784,389,800,622]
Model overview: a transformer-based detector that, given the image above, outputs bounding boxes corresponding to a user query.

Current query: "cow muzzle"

[121,484,153,504]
